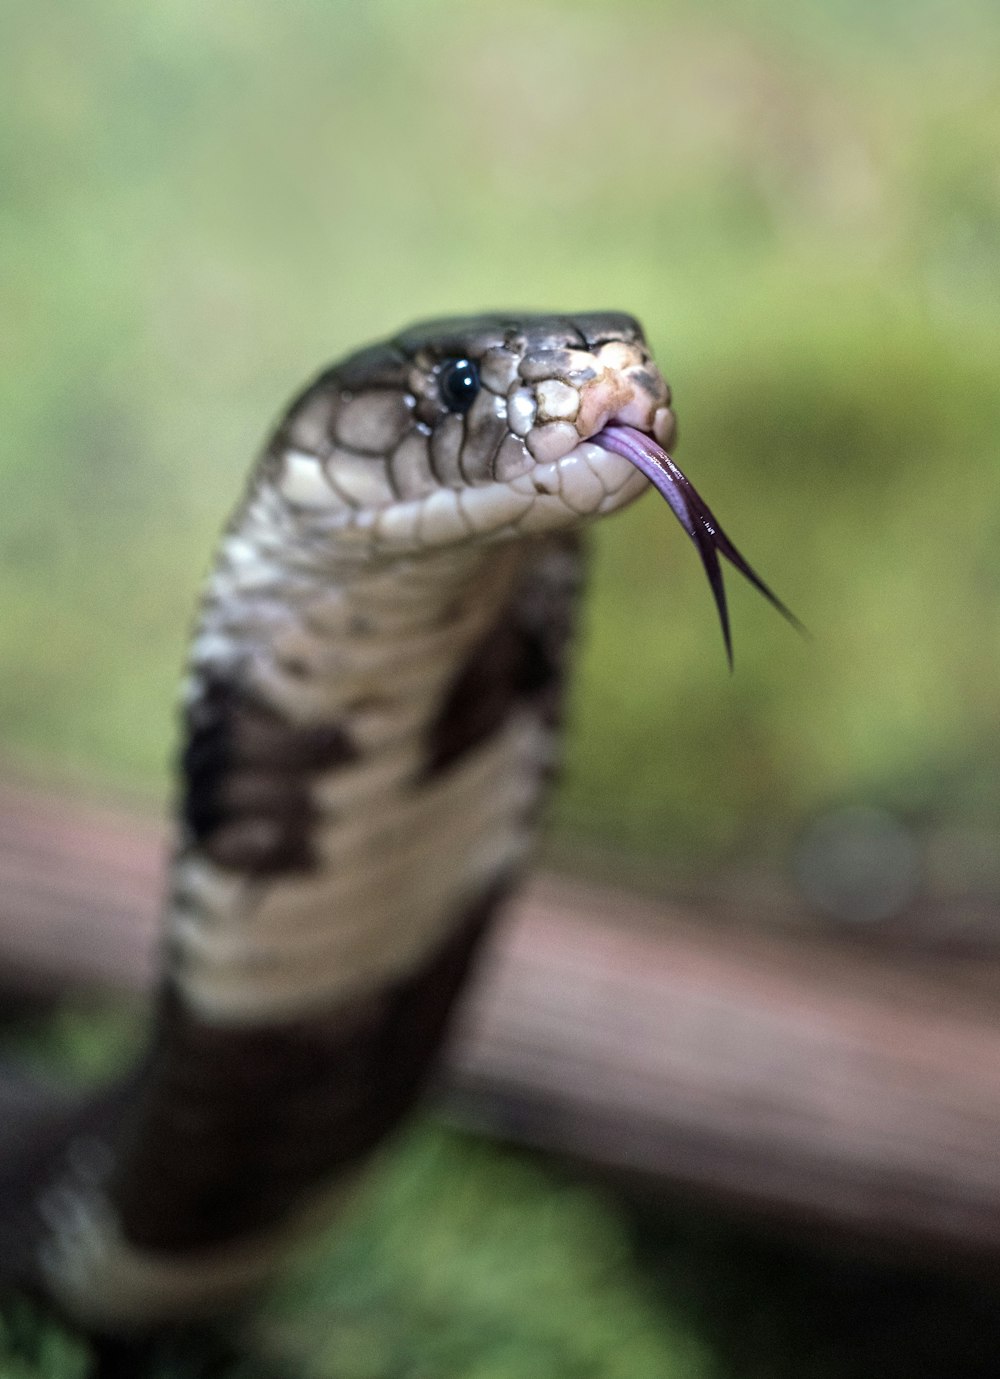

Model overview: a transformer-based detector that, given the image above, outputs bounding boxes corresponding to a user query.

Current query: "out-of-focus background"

[2,1,1000,1375]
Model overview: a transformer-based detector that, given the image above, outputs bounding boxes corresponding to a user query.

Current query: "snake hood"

[259,311,796,661]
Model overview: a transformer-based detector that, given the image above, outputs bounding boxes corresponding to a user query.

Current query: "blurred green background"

[2,0,1000,1375]
[5,0,999,876]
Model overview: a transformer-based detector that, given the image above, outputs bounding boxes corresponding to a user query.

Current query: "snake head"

[267,312,799,661]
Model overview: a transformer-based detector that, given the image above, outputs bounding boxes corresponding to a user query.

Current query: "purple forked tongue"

[595,423,802,666]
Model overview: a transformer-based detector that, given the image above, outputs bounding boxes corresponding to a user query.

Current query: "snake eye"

[438,358,480,414]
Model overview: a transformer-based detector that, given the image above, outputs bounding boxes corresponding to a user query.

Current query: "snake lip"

[594,423,804,666]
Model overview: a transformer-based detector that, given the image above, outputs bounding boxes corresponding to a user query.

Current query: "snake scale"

[0,312,793,1334]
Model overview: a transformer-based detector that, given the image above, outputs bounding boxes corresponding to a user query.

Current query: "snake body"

[1,312,784,1333]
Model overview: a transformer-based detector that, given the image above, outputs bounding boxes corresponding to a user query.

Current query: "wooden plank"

[0,776,999,1258]
[0,777,163,993]
[449,877,1000,1256]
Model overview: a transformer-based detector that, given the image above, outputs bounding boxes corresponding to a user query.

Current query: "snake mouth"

[593,424,803,665]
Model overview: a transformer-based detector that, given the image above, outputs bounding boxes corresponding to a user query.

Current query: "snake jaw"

[593,424,803,665]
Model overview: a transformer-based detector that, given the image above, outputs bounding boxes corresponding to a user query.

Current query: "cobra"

[0,313,795,1332]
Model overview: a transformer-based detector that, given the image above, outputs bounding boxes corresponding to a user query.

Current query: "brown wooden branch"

[1,774,999,1260]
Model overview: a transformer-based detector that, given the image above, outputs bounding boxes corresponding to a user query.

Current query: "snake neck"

[38,487,584,1327]
[168,488,573,1022]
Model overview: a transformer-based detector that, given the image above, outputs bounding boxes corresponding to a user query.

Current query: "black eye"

[438,357,480,414]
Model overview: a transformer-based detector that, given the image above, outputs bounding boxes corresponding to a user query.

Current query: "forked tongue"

[595,423,802,667]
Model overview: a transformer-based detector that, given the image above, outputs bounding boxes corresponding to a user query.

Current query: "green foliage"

[2,0,998,876]
[260,1128,709,1379]
[0,1299,87,1379]
[1,1001,141,1084]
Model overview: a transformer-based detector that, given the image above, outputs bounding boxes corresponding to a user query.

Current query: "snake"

[0,311,794,1334]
